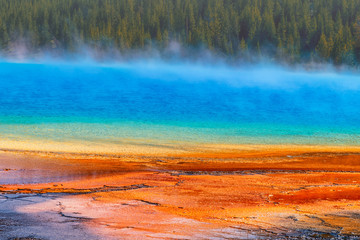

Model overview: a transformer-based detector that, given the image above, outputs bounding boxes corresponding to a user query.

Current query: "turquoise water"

[0,60,360,146]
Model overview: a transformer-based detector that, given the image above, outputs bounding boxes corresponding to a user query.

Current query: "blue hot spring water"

[0,60,359,146]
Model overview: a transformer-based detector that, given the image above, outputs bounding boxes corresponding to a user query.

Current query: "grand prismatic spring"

[0,60,359,239]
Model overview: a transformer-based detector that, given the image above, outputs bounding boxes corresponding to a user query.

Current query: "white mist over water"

[5,57,359,89]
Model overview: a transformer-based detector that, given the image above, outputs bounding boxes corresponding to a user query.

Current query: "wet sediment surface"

[0,146,359,239]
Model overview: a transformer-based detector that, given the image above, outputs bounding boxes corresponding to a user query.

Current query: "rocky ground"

[0,145,359,239]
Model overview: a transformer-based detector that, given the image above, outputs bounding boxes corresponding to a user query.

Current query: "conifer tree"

[0,0,359,64]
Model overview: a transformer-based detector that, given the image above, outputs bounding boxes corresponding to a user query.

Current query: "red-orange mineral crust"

[0,144,359,239]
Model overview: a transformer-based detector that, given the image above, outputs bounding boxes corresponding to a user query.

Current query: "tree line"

[1,0,360,64]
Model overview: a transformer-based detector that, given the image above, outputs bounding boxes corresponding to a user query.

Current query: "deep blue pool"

[0,60,359,145]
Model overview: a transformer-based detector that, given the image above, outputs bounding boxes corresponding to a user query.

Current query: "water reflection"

[0,152,135,185]
[0,168,127,185]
